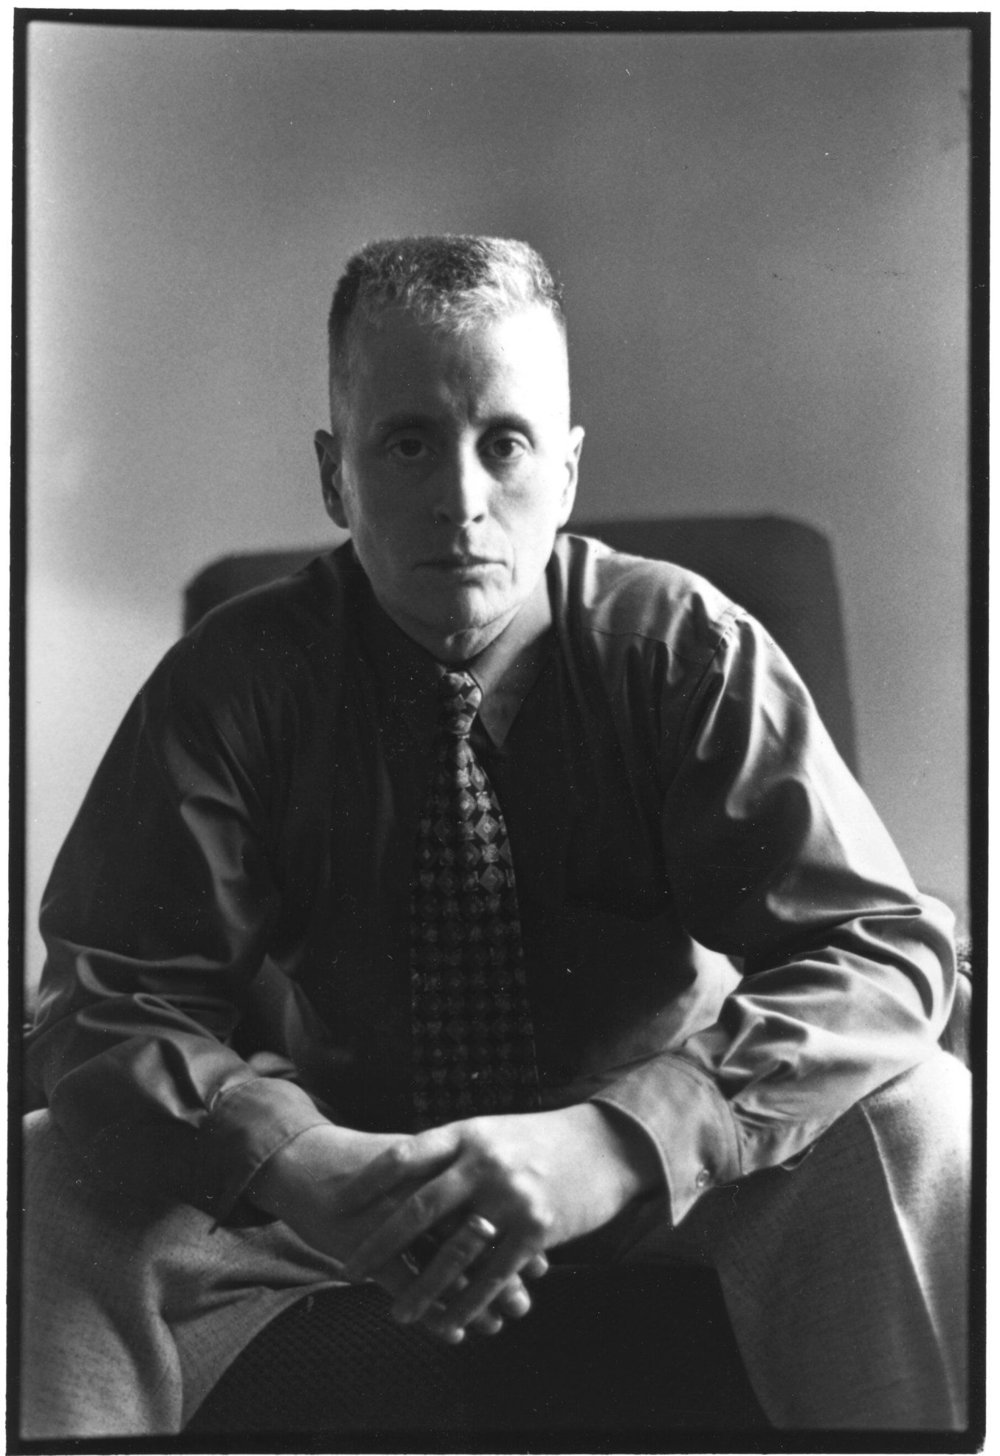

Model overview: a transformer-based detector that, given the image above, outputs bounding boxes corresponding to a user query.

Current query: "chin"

[447,590,517,633]
[389,580,525,658]
[428,602,517,658]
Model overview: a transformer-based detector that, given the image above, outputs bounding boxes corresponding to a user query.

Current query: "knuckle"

[521,1204,552,1240]
[385,1139,413,1172]
[506,1169,538,1203]
[463,1126,498,1168]
[423,1126,454,1157]
[503,1178,551,1235]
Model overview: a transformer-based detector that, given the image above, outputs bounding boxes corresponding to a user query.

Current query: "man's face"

[315,305,584,663]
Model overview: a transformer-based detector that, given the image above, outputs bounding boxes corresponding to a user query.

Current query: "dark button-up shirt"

[27,535,955,1226]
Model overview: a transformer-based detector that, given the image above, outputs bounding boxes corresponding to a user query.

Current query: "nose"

[432,446,489,527]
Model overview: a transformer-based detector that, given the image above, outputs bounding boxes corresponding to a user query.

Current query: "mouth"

[419,554,501,573]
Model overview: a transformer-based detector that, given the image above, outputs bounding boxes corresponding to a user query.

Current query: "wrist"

[584,1101,663,1205]
[248,1122,392,1219]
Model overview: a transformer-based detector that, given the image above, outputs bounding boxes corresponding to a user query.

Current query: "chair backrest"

[183,513,858,773]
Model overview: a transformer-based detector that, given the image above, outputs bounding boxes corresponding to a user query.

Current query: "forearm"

[591,895,956,1228]
[640,609,957,1221]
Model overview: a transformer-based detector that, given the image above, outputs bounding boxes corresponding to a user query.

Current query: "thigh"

[20,1110,346,1437]
[655,1050,972,1429]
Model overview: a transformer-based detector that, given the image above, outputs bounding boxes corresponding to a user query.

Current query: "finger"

[398,1234,543,1302]
[491,1277,533,1322]
[522,1251,549,1281]
[371,1248,510,1338]
[408,1273,505,1341]
[342,1168,465,1280]
[431,1236,541,1337]
[441,1282,508,1339]
[391,1214,500,1326]
[368,1252,430,1300]
[379,1265,522,1342]
[423,1295,505,1341]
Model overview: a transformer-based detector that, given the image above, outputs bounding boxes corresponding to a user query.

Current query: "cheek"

[357,500,428,578]
[345,477,412,538]
[502,475,570,534]
[500,510,564,580]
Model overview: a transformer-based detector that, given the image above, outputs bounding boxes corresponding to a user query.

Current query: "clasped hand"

[252,1104,656,1344]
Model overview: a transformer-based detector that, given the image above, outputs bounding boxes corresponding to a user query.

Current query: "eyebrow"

[484,413,535,437]
[372,412,537,437]
[372,413,440,435]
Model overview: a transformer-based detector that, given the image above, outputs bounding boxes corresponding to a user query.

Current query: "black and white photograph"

[13,12,985,1449]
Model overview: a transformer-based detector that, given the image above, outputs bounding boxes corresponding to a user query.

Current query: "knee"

[23,1107,85,1200]
[713,1050,971,1250]
[22,1109,102,1271]
[24,1105,54,1143]
[858,1048,971,1169]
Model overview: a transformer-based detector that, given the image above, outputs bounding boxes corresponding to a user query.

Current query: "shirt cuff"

[591,1052,742,1225]
[58,1070,332,1223]
[201,1076,333,1222]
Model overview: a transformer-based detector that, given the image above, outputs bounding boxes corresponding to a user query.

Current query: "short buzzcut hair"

[327,234,566,417]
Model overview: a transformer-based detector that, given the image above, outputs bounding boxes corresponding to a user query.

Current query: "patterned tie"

[410,670,541,1129]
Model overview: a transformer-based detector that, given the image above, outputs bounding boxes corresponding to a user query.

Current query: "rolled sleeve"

[201,1077,333,1220]
[576,582,956,1228]
[57,1069,330,1222]
[656,610,955,1186]
[27,629,324,1216]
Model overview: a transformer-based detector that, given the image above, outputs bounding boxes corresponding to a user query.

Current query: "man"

[23,235,969,1436]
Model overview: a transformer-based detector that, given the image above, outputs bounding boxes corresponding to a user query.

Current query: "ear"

[557,425,585,528]
[315,429,350,529]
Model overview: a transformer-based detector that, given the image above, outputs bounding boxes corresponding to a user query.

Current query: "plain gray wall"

[27,25,970,992]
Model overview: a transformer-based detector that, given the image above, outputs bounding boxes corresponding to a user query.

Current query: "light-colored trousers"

[19,1048,971,1438]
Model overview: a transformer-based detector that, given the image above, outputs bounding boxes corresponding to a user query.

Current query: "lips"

[420,554,499,570]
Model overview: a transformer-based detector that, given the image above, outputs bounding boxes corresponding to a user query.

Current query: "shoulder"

[145,546,359,732]
[172,547,353,675]
[550,531,744,672]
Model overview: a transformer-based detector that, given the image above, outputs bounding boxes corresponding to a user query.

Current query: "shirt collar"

[352,552,553,749]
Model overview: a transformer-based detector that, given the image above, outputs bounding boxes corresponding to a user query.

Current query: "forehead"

[345,306,570,425]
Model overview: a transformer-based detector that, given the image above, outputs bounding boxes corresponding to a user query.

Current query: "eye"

[387,436,431,462]
[482,434,528,464]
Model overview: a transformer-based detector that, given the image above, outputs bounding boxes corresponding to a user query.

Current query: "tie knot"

[437,671,482,736]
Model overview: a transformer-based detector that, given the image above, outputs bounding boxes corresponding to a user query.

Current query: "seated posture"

[22,235,969,1437]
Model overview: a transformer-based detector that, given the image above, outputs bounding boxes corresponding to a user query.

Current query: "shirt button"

[695,1167,712,1189]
